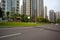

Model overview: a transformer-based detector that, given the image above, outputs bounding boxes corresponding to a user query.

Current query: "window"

[12,0,15,7]
[16,10,19,12]
[2,4,5,6]
[2,8,5,11]
[17,0,19,3]
[17,4,19,6]
[2,0,5,3]
[16,7,19,9]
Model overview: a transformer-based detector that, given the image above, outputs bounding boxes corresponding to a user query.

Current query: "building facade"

[49,10,56,22]
[44,6,48,19]
[56,12,60,20]
[21,5,23,14]
[0,2,1,8]
[23,0,44,18]
[1,0,19,17]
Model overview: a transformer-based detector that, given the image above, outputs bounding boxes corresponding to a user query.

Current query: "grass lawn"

[0,22,46,28]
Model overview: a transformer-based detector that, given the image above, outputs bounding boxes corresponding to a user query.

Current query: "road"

[0,24,60,40]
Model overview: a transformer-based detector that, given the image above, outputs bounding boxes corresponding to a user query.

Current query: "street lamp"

[28,16,30,22]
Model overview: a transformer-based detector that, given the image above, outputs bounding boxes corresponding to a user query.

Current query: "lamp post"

[28,16,30,22]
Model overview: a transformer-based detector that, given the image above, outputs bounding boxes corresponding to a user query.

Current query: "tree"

[20,14,29,22]
[24,15,28,22]
[13,14,17,21]
[56,19,60,23]
[36,17,50,23]
[36,17,43,23]
[0,8,3,18]
[6,11,9,20]
[13,13,21,21]
[20,14,26,22]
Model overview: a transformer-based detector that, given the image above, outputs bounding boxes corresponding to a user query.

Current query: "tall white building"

[23,0,44,18]
[21,5,23,14]
[1,0,20,17]
[0,2,1,8]
[56,12,60,20]
[44,6,48,19]
[49,10,56,22]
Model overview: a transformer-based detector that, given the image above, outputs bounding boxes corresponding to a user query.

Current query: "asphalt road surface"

[0,24,60,40]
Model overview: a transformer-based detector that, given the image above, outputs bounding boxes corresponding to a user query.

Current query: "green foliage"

[13,13,20,21]
[6,12,9,16]
[20,14,28,22]
[6,11,9,19]
[56,19,60,23]
[0,8,3,17]
[0,22,44,27]
[24,16,28,22]
[36,17,49,23]
[13,14,17,18]
[43,18,50,23]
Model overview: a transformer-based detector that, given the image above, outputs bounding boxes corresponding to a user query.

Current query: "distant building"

[44,6,48,19]
[1,0,20,17]
[49,10,56,22]
[56,12,60,20]
[23,0,44,18]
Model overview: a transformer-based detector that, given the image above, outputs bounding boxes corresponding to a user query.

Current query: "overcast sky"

[44,0,60,16]
[44,0,60,12]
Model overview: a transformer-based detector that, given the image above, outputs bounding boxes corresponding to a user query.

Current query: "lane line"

[0,33,21,38]
[0,27,33,30]
[40,29,44,30]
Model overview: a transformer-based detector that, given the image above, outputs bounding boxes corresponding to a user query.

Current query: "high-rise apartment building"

[21,5,23,14]
[49,10,56,22]
[23,0,44,18]
[1,0,19,17]
[0,2,1,8]
[44,6,48,19]
[56,12,60,20]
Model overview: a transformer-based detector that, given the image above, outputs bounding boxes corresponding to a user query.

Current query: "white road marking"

[0,27,33,30]
[40,29,44,30]
[0,33,21,38]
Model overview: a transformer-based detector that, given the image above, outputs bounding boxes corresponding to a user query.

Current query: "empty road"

[0,24,60,40]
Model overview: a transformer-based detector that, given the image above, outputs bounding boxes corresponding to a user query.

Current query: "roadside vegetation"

[0,9,50,27]
[56,19,60,24]
[0,22,45,28]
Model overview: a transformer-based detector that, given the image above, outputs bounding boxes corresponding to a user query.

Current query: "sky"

[44,0,60,12]
[44,0,60,16]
